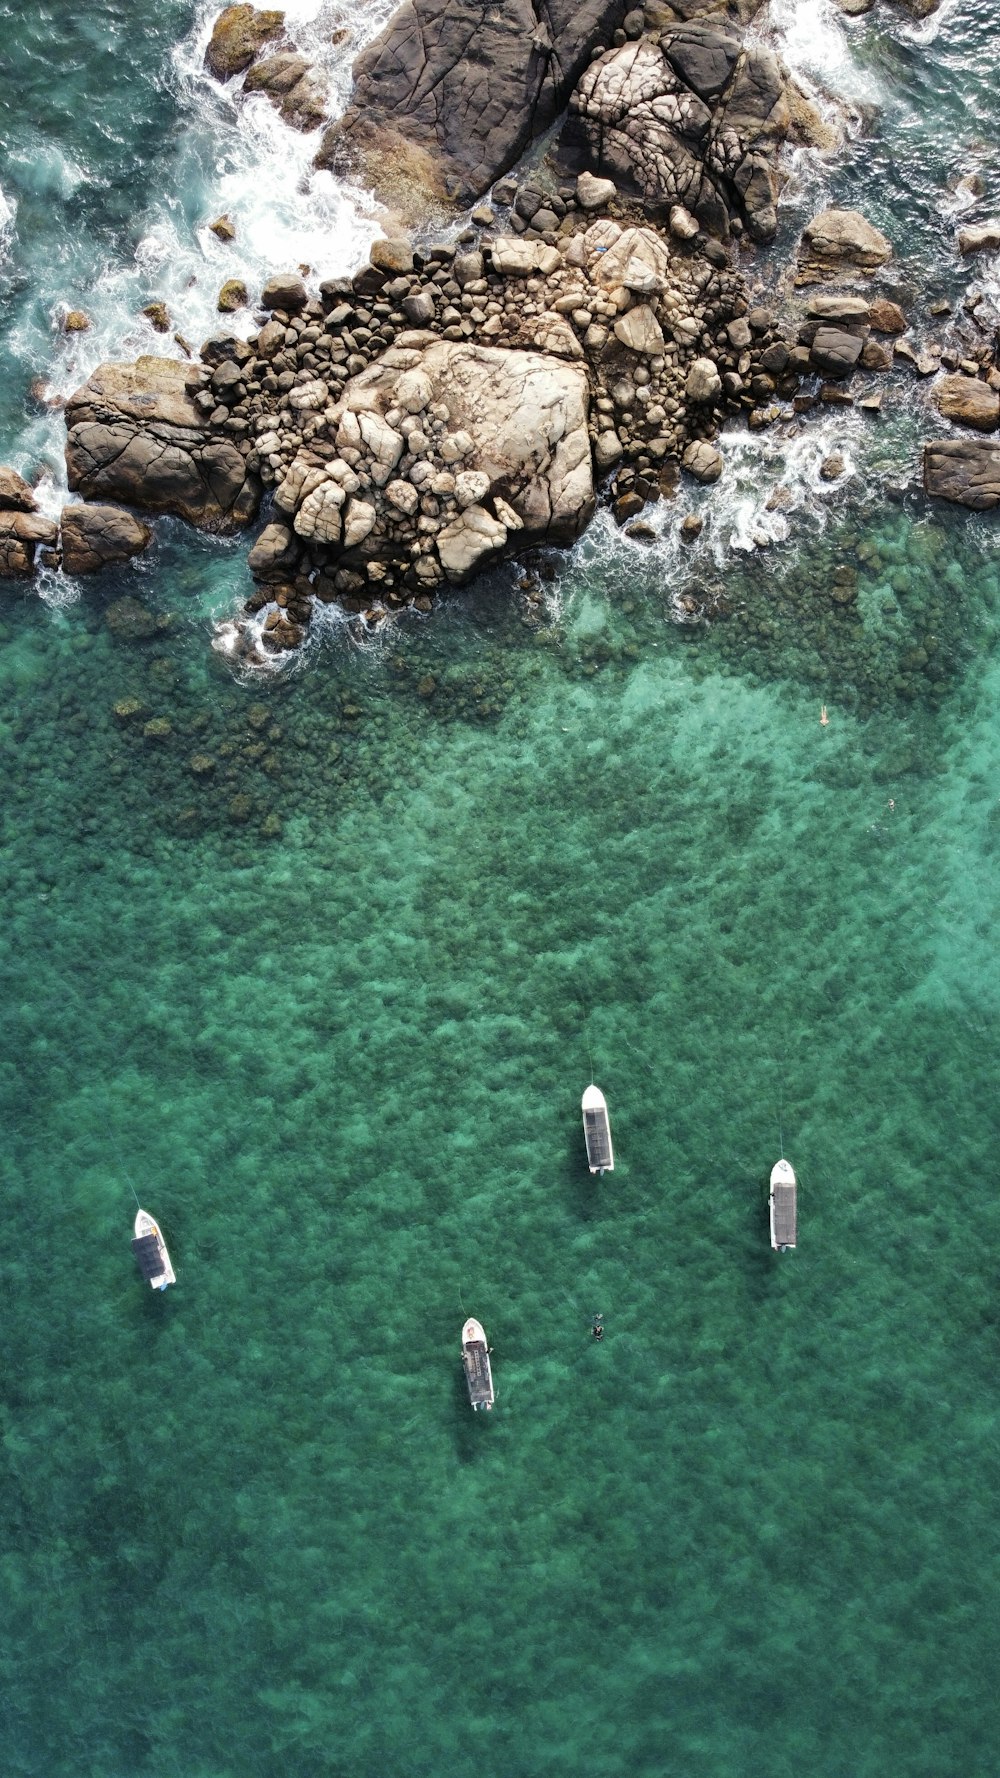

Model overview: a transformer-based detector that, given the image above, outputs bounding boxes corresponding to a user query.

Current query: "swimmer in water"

[820,705,829,726]
[592,1314,604,1342]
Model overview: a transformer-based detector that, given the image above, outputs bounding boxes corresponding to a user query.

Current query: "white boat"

[582,1084,614,1174]
[461,1317,494,1411]
[132,1209,176,1290]
[769,1159,797,1252]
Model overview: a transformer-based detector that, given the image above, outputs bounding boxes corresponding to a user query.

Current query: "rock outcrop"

[957,220,1000,256]
[205,5,330,131]
[318,0,628,206]
[564,25,795,240]
[270,340,593,588]
[60,504,153,575]
[65,357,260,533]
[924,438,1000,509]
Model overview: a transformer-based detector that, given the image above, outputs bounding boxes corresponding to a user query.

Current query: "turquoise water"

[4,4,1000,1775]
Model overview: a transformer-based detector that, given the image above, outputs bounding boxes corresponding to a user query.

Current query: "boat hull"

[133,1208,176,1289]
[768,1160,797,1252]
[461,1317,494,1411]
[582,1084,614,1173]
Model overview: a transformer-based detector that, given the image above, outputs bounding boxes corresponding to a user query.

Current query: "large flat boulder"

[924,438,1000,509]
[65,357,260,533]
[269,341,593,587]
[933,374,1000,433]
[317,0,629,206]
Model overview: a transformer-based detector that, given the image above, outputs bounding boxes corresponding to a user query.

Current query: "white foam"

[762,0,883,108]
[0,182,15,260]
[13,0,401,480]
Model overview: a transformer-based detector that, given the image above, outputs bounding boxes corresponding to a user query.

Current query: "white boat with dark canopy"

[461,1317,494,1411]
[132,1209,176,1290]
[582,1084,614,1175]
[769,1160,797,1252]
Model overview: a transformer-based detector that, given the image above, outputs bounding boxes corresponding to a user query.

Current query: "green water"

[4,492,1000,1776]
[4,1,1000,1773]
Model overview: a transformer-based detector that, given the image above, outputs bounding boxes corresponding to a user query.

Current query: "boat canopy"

[131,1233,166,1282]
[463,1340,493,1409]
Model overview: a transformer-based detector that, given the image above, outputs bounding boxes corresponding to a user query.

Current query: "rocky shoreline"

[3,0,1000,658]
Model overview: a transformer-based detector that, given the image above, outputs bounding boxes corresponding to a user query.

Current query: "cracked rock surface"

[64,357,261,533]
[564,26,794,240]
[319,0,630,205]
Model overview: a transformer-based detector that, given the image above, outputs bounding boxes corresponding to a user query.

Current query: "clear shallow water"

[3,4,1000,1776]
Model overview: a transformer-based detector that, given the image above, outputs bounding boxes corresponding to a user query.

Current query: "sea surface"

[2,3,1000,1774]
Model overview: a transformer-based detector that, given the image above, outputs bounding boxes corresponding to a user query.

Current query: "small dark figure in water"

[592,1314,604,1342]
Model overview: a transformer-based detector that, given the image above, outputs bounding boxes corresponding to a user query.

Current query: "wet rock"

[59,503,152,574]
[868,296,907,334]
[142,302,171,333]
[63,310,90,332]
[65,357,260,533]
[682,440,723,483]
[243,53,328,129]
[260,272,308,312]
[210,214,237,242]
[218,279,249,312]
[819,453,846,481]
[321,0,628,207]
[934,373,1000,432]
[924,437,1000,509]
[810,326,864,376]
[798,209,892,281]
[205,5,285,80]
[107,597,160,641]
[0,467,38,512]
[248,519,301,580]
[370,237,414,275]
[957,220,1000,255]
[680,512,703,541]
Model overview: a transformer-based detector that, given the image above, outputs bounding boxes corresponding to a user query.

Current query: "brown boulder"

[924,438,1000,509]
[319,0,628,207]
[64,357,260,533]
[933,374,1000,434]
[60,504,153,574]
[798,209,892,281]
[0,467,38,512]
[260,273,308,313]
[205,5,285,79]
